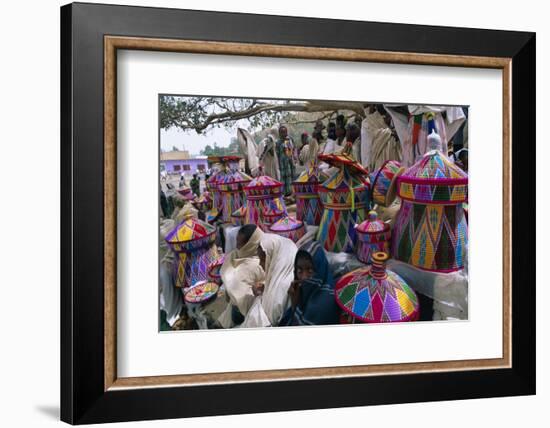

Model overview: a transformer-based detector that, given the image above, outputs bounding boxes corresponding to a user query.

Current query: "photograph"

[158,95,469,330]
[54,1,537,424]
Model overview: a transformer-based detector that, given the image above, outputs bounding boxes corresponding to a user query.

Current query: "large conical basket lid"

[165,215,216,253]
[335,252,419,323]
[397,149,467,204]
[245,174,283,197]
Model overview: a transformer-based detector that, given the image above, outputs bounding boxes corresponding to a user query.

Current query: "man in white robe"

[237,127,260,176]
[299,132,320,169]
[258,126,280,180]
[240,230,298,328]
[361,105,402,172]
[384,105,466,167]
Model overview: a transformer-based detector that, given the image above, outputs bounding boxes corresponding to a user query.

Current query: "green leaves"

[159,95,365,136]
[160,95,285,134]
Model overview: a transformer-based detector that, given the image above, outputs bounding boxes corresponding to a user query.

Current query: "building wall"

[161,159,208,174]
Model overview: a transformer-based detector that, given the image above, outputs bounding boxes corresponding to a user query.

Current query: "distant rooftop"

[160,150,191,161]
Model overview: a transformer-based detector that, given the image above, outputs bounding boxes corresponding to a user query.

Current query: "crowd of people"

[257,114,361,201]
[251,105,467,202]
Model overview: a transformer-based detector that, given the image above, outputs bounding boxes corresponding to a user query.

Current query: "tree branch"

[193,101,364,132]
[160,96,366,133]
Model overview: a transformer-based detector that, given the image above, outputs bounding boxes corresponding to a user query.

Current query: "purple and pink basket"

[355,210,391,264]
[165,216,220,289]
[269,216,306,243]
[392,147,468,272]
[243,175,287,231]
[335,252,419,323]
[369,160,403,207]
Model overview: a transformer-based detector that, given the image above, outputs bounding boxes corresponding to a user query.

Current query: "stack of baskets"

[316,152,371,253]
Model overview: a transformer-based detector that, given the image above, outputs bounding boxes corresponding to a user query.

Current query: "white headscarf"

[257,233,298,325]
[220,227,264,320]
[258,126,280,180]
[268,125,279,139]
[299,135,320,169]
[237,128,260,175]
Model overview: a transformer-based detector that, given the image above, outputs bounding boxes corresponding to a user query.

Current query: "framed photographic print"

[60,2,536,424]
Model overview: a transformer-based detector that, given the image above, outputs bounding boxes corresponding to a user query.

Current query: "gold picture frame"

[104,36,511,391]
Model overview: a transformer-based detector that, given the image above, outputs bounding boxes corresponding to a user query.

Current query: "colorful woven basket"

[205,156,240,221]
[216,168,251,223]
[316,153,371,253]
[319,152,370,176]
[392,145,468,272]
[230,205,247,226]
[193,192,212,211]
[208,255,225,284]
[269,216,306,243]
[205,169,222,223]
[292,165,328,226]
[335,252,419,323]
[370,160,403,207]
[355,211,391,264]
[244,175,287,231]
[177,186,195,200]
[165,215,220,288]
[262,207,285,227]
[184,280,219,304]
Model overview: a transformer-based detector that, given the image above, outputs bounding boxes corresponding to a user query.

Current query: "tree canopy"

[200,139,241,156]
[160,96,366,134]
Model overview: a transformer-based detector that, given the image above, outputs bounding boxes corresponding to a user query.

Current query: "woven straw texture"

[231,205,247,226]
[205,156,246,223]
[269,216,306,242]
[206,171,222,212]
[397,150,467,204]
[205,171,222,223]
[392,150,468,272]
[335,256,419,323]
[355,211,391,264]
[292,166,327,226]
[208,255,225,283]
[184,281,219,304]
[217,169,251,223]
[165,217,220,288]
[193,192,212,211]
[177,186,194,200]
[244,175,288,231]
[370,160,402,207]
[316,164,370,253]
[392,201,467,272]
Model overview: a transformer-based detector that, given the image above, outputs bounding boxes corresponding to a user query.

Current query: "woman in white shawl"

[237,128,260,176]
[241,230,298,328]
[361,105,402,172]
[258,126,280,180]
[298,132,320,169]
[218,224,265,328]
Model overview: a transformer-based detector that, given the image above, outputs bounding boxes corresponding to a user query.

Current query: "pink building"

[160,151,208,175]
